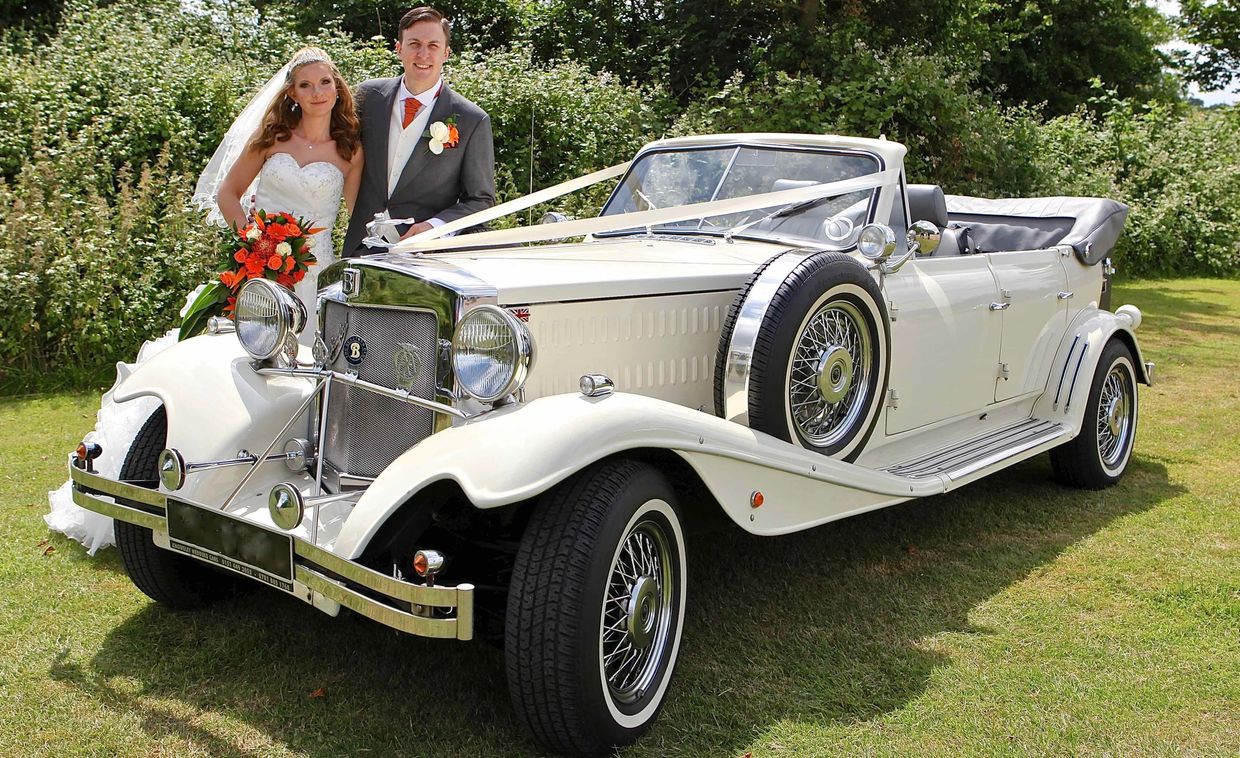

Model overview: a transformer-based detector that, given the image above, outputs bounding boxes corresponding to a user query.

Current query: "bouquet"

[180,210,322,340]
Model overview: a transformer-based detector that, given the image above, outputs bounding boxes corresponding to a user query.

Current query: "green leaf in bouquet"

[179,281,230,341]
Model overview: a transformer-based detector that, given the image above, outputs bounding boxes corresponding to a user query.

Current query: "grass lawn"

[2,278,1237,756]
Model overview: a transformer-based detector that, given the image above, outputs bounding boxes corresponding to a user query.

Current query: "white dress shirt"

[387,77,444,229]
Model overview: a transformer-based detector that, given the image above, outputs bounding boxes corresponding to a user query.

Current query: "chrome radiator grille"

[321,301,440,478]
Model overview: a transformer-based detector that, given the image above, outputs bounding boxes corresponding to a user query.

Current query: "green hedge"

[1,0,1237,391]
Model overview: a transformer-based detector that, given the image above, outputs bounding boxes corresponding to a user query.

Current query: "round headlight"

[235,279,306,361]
[857,223,897,260]
[452,306,534,403]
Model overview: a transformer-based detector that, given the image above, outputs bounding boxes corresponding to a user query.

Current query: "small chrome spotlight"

[579,373,615,398]
[158,448,187,491]
[268,483,305,530]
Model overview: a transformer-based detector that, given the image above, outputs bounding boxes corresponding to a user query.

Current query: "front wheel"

[505,460,686,754]
[1050,339,1139,488]
[114,408,242,609]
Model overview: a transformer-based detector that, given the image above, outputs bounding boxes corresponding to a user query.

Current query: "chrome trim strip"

[68,462,473,641]
[721,249,816,425]
[885,419,1066,480]
[1053,334,1080,411]
[1066,340,1090,412]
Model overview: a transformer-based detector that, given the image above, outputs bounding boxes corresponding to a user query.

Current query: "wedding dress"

[250,151,344,337]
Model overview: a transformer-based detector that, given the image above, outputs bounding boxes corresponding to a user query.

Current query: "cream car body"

[71,133,1149,755]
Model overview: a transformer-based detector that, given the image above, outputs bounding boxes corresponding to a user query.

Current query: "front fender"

[1033,304,1150,437]
[112,333,316,504]
[334,392,947,558]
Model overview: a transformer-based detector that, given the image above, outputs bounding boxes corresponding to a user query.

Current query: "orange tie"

[402,97,421,129]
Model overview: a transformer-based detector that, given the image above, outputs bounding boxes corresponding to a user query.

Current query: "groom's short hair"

[398,7,451,46]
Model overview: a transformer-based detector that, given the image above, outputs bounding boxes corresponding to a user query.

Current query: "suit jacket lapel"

[391,87,456,200]
[368,77,401,200]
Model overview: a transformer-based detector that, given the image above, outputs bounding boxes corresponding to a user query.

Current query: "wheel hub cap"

[625,575,659,648]
[1105,394,1127,437]
[815,345,854,403]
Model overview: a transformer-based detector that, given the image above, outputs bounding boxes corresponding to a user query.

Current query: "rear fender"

[1033,304,1150,437]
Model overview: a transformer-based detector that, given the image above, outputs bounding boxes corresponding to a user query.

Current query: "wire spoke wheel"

[601,518,674,704]
[1051,340,1139,489]
[788,300,873,447]
[1096,363,1133,467]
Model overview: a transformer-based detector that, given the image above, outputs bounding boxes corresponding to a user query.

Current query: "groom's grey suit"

[343,77,495,256]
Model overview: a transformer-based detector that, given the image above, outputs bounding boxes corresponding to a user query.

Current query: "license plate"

[166,499,295,592]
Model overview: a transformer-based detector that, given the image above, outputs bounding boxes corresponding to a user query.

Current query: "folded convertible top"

[944,195,1129,265]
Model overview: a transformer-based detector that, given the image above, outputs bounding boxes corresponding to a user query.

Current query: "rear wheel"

[114,408,241,609]
[1050,340,1138,488]
[505,460,686,754]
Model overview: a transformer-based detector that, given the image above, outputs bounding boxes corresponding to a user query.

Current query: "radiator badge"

[344,336,367,366]
[393,342,423,392]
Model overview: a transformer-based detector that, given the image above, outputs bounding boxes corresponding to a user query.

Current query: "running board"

[884,419,1067,481]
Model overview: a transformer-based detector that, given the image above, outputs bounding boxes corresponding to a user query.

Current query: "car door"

[987,249,1070,401]
[883,255,1004,434]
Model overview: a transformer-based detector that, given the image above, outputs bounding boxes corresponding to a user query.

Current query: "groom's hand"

[400,221,434,240]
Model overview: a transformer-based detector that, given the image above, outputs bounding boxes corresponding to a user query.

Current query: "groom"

[343,6,496,256]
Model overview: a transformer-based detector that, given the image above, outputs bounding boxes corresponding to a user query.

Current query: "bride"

[46,48,363,553]
[210,46,363,330]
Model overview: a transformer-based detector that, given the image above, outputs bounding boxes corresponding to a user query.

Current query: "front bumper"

[69,459,474,640]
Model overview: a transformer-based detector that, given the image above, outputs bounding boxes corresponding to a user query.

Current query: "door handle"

[989,302,1010,311]
[1057,291,1074,300]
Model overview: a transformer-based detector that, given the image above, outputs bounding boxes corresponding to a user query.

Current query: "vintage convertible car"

[69,133,1151,755]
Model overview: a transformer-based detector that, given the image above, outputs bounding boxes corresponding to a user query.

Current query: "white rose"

[428,139,444,155]
[246,227,261,241]
[276,241,292,255]
[429,121,449,141]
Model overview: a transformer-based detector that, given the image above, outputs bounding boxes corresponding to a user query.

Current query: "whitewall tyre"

[1051,339,1139,489]
[505,459,686,754]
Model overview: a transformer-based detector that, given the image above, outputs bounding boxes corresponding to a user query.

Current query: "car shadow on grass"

[49,455,1178,757]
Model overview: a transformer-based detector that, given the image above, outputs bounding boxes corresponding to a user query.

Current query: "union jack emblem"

[510,308,531,322]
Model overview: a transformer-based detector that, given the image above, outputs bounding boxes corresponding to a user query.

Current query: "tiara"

[287,50,332,76]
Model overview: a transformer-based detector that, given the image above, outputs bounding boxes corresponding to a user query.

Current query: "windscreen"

[600,145,881,245]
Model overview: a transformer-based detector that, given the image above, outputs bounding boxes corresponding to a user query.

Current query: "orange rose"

[283,256,295,273]
[446,124,459,147]
[267,254,282,270]
[234,249,247,263]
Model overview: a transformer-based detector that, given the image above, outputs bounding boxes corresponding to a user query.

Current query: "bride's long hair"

[247,47,360,160]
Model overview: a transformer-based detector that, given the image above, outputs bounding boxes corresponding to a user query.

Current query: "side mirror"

[907,220,940,256]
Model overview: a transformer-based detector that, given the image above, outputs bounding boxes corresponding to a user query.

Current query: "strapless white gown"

[46,153,345,553]
[250,152,345,343]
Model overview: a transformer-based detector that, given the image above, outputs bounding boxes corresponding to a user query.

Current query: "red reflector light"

[750,491,764,508]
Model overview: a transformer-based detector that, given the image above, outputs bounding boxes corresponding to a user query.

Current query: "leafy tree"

[976,0,1179,115]
[1179,0,1240,92]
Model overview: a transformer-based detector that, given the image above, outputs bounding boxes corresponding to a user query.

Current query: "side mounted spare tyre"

[715,251,889,461]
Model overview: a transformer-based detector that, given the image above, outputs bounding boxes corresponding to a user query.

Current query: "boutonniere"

[426,115,460,154]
